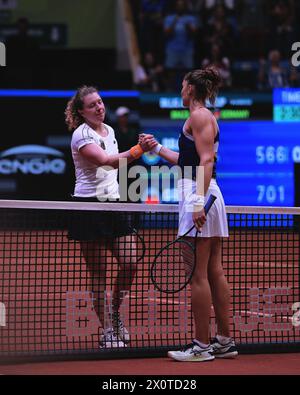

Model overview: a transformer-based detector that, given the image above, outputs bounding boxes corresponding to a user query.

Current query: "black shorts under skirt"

[67,197,137,241]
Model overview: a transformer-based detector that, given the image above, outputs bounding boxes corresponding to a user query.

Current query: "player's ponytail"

[184,67,221,105]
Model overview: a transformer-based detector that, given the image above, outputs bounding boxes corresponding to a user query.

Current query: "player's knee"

[208,266,224,283]
[190,272,208,286]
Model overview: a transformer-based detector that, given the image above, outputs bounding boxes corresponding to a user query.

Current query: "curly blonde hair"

[65,85,99,131]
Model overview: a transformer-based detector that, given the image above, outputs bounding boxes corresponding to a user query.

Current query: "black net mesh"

[0,202,299,362]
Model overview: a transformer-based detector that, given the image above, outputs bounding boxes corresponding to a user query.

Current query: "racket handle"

[204,194,217,215]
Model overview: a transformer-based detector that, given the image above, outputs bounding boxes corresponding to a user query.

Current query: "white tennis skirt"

[177,178,229,238]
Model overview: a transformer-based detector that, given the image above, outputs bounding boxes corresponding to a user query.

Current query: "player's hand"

[139,133,158,152]
[192,208,206,232]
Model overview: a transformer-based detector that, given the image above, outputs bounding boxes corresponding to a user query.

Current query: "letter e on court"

[0,302,6,327]
[292,302,300,327]
[0,42,6,67]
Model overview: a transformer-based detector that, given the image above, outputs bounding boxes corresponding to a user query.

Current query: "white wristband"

[152,144,162,155]
[193,198,204,214]
[193,195,205,206]
[193,195,205,212]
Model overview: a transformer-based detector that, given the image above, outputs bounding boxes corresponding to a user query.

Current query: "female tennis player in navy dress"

[141,68,238,361]
[65,86,155,348]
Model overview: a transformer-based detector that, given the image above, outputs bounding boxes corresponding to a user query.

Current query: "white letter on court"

[292,302,300,327]
[0,302,6,326]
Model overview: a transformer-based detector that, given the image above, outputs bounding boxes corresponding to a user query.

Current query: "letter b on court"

[0,42,6,66]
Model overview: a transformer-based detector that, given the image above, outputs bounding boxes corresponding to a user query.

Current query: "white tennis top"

[71,122,120,199]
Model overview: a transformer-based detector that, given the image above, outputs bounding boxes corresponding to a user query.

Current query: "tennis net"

[0,200,299,362]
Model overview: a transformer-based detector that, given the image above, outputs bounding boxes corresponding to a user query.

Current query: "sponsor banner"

[0,145,66,175]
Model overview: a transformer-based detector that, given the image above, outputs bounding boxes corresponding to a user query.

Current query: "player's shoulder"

[71,123,95,148]
[76,123,99,142]
[190,107,213,124]
[72,123,90,138]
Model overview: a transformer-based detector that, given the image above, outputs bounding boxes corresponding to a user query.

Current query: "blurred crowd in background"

[1,0,299,92]
[130,0,300,91]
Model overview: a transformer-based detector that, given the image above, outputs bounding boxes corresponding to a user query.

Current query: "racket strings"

[152,240,195,293]
[180,242,195,277]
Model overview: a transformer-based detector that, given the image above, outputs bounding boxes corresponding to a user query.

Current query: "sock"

[193,339,210,349]
[216,334,231,345]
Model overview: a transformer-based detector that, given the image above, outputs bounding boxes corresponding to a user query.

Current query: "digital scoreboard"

[274,88,300,122]
[218,121,298,206]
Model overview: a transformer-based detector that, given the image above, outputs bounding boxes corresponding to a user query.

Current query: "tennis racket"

[150,194,217,294]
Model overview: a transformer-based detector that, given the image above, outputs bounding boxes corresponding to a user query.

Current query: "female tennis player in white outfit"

[140,68,238,361]
[65,86,155,348]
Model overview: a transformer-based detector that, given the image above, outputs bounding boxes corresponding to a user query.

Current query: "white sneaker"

[112,311,130,344]
[211,337,238,358]
[168,340,215,362]
[100,328,127,348]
